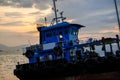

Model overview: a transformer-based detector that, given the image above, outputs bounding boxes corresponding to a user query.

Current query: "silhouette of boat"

[14,0,120,80]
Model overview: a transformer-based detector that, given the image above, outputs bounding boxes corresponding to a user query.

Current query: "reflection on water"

[0,54,28,80]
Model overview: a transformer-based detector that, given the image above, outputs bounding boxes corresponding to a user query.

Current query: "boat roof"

[39,22,85,31]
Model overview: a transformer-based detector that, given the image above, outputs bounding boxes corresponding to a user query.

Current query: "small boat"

[14,0,120,80]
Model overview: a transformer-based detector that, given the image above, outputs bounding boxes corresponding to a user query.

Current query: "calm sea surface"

[0,54,28,80]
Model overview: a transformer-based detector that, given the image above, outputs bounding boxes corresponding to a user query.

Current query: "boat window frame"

[71,27,78,35]
[46,31,53,37]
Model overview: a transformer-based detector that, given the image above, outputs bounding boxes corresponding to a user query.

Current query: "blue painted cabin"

[26,22,85,63]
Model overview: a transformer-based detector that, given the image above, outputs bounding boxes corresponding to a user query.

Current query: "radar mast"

[53,0,58,24]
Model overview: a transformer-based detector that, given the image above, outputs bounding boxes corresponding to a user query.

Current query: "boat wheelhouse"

[25,21,85,63]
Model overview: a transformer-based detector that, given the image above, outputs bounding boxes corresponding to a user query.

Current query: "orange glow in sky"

[0,0,119,47]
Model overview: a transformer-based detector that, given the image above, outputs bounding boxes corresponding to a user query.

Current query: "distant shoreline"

[0,52,22,55]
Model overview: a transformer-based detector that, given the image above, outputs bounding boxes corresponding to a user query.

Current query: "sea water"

[0,54,28,80]
[0,44,119,80]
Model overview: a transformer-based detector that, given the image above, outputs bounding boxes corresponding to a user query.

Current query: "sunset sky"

[0,0,120,47]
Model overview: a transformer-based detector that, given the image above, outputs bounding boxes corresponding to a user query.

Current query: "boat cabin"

[25,22,85,63]
[37,22,85,50]
[26,21,120,64]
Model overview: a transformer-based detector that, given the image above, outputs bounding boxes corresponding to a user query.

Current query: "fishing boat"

[14,0,120,80]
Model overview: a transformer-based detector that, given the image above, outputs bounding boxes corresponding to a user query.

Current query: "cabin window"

[55,31,58,35]
[40,56,44,61]
[64,30,68,34]
[42,31,45,42]
[53,31,57,35]
[49,55,53,60]
[45,55,53,61]
[75,32,78,35]
[45,56,49,61]
[59,31,62,35]
[46,33,52,37]
[71,30,78,35]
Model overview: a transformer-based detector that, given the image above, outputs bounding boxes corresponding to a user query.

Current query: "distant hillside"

[0,44,9,51]
[0,44,29,55]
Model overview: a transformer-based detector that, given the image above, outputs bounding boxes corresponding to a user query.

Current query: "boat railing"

[26,44,42,51]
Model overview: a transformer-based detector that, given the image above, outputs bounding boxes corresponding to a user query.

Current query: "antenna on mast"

[51,0,66,25]
[60,11,66,22]
[53,0,58,24]
[44,17,47,26]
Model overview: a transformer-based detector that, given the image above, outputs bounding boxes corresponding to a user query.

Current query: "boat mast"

[114,0,120,33]
[53,0,58,24]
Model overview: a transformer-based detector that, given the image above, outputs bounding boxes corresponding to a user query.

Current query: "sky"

[0,0,120,47]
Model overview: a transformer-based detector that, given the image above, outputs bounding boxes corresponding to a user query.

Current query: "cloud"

[0,21,26,27]
[78,24,119,41]
[26,31,37,34]
[64,19,76,23]
[78,31,118,41]
[5,12,23,18]
[0,0,52,10]
[52,0,119,34]
[26,30,38,35]
[100,30,118,34]
[100,25,119,33]
[0,0,14,6]
[0,5,52,28]
[0,0,120,47]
